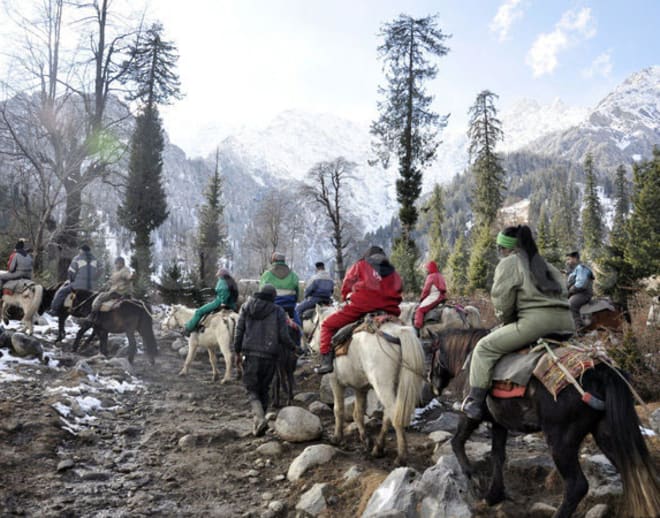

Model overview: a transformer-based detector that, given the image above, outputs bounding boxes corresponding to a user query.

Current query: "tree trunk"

[56,185,82,281]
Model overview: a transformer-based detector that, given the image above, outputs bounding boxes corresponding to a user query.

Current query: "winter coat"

[567,263,594,298]
[260,261,299,299]
[341,254,402,314]
[303,270,334,301]
[7,250,33,279]
[234,294,296,358]
[492,253,570,325]
[211,276,238,310]
[419,261,447,302]
[108,266,133,296]
[68,252,101,290]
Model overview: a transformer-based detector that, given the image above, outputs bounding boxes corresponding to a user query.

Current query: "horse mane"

[435,328,490,374]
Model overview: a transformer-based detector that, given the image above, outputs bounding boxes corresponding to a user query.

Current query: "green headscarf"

[496,232,518,249]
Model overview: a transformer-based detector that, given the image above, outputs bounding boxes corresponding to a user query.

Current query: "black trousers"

[242,354,277,411]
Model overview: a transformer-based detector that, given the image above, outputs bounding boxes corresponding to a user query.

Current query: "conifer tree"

[611,164,629,243]
[580,154,605,260]
[371,14,449,291]
[537,208,562,268]
[467,224,498,292]
[447,233,469,295]
[549,170,580,254]
[197,149,226,287]
[118,23,181,297]
[422,183,448,267]
[625,147,660,279]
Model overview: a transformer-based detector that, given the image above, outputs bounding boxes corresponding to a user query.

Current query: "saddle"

[2,279,34,296]
[423,303,468,325]
[198,307,233,334]
[331,312,403,357]
[98,297,127,312]
[488,334,603,401]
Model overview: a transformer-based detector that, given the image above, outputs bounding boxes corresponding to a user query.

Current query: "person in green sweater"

[259,252,300,327]
[184,268,239,336]
[461,225,575,421]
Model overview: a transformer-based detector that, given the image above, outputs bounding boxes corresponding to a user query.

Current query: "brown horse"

[429,328,659,518]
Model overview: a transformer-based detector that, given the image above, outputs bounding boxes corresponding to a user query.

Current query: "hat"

[315,261,325,269]
[80,244,91,252]
[259,284,277,302]
[271,252,285,263]
[364,245,385,258]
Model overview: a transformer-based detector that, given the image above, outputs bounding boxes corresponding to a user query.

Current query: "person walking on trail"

[87,257,133,323]
[233,284,297,436]
[183,268,238,336]
[413,260,447,333]
[565,251,595,333]
[317,246,403,375]
[0,240,33,290]
[260,252,301,327]
[461,225,574,421]
[295,261,334,321]
[49,244,100,314]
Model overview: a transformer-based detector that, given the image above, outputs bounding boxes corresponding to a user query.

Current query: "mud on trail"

[0,327,656,517]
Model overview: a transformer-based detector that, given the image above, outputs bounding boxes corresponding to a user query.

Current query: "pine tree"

[197,149,226,287]
[467,224,497,292]
[536,207,562,268]
[370,14,449,291]
[625,147,660,279]
[549,170,580,254]
[118,23,181,297]
[391,237,422,296]
[448,233,469,295]
[611,164,629,244]
[422,183,449,267]
[580,154,605,260]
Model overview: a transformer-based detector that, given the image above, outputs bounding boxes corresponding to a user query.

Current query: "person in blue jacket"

[184,268,238,336]
[295,261,334,321]
[565,251,595,333]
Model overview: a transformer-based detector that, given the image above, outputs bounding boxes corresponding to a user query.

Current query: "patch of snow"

[640,426,656,436]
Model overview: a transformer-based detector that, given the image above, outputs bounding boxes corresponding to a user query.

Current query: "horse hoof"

[329,435,342,446]
[394,456,407,467]
[485,490,505,506]
[178,370,186,377]
[371,446,385,458]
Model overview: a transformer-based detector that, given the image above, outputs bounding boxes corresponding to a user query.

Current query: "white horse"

[0,279,43,336]
[162,305,239,384]
[399,301,481,337]
[310,306,426,465]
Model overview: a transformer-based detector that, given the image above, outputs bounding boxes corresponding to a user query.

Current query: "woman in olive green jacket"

[462,225,575,421]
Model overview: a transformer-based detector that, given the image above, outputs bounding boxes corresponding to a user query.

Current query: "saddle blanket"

[2,279,34,296]
[332,313,402,357]
[580,298,615,315]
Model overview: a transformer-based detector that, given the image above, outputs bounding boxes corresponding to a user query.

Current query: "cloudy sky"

[2,1,659,157]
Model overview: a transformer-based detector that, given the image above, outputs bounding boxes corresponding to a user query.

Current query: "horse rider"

[461,225,575,421]
[87,257,134,324]
[0,240,33,290]
[183,268,238,336]
[260,252,301,329]
[295,261,334,322]
[413,260,447,334]
[565,251,595,334]
[317,245,403,375]
[233,284,297,436]
[49,244,101,314]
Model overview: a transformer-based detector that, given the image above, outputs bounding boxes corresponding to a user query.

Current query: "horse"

[0,279,44,335]
[310,305,426,465]
[162,305,239,384]
[272,325,298,408]
[84,299,158,364]
[399,301,482,338]
[429,328,660,518]
[53,289,98,344]
[579,298,625,333]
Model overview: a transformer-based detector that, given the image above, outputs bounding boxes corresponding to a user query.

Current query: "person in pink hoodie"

[414,261,447,330]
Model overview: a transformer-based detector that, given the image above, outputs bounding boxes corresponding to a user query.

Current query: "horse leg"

[392,418,409,466]
[372,415,391,458]
[57,315,66,342]
[207,345,220,382]
[272,366,282,408]
[544,425,589,518]
[73,320,93,351]
[485,422,508,505]
[330,378,345,445]
[352,389,372,453]
[286,357,295,406]
[126,332,137,364]
[179,337,198,376]
[451,415,481,478]
[99,330,109,357]
[218,338,233,384]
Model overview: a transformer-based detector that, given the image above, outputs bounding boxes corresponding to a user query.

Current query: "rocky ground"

[0,312,658,518]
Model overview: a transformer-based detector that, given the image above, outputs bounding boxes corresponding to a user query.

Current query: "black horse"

[429,328,659,518]
[78,299,158,364]
[47,287,98,344]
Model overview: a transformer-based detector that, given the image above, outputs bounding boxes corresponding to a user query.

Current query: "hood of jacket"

[426,261,438,274]
[243,295,278,320]
[366,253,395,277]
[270,262,291,279]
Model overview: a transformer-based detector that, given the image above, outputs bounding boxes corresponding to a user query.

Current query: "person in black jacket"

[234,284,297,436]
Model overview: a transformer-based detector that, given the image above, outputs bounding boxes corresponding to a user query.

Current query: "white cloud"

[526,8,597,77]
[582,51,613,78]
[490,0,524,41]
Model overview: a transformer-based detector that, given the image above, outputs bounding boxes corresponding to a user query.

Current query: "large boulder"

[296,483,329,516]
[362,467,419,518]
[287,444,337,481]
[274,406,322,442]
[417,455,473,518]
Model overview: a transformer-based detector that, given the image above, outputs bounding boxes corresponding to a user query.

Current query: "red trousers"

[320,302,399,354]
[413,296,445,328]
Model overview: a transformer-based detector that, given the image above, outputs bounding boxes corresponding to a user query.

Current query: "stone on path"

[274,407,322,443]
[287,444,337,481]
[417,455,473,518]
[361,467,419,518]
[256,441,283,457]
[308,400,332,416]
[529,502,557,517]
[296,483,329,516]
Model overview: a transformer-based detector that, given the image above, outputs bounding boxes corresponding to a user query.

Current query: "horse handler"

[234,284,297,436]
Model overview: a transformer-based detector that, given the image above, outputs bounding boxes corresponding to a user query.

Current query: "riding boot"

[250,400,267,437]
[317,352,334,374]
[461,387,489,421]
[86,310,99,324]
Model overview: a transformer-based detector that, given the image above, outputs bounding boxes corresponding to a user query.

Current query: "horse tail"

[392,327,425,428]
[139,308,159,359]
[26,284,43,321]
[599,367,660,517]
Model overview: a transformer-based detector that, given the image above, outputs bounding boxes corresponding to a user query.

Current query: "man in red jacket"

[317,246,403,374]
[413,261,447,332]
